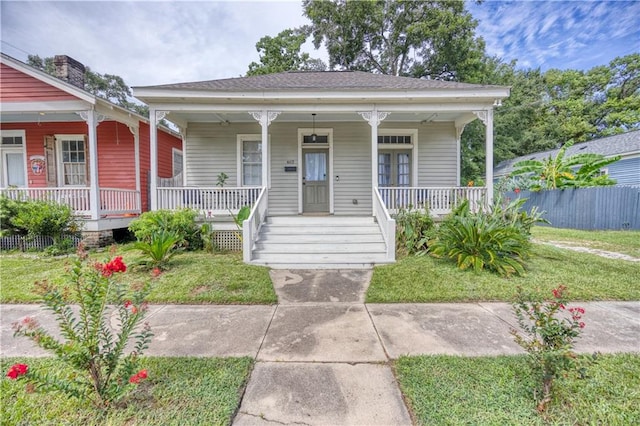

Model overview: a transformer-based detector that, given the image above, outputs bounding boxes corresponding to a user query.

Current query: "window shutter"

[44,135,57,187]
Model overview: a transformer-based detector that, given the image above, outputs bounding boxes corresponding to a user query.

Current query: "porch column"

[473,109,494,205]
[149,109,166,210]
[249,110,281,188]
[358,110,389,209]
[78,109,100,220]
[129,125,141,212]
[455,125,465,186]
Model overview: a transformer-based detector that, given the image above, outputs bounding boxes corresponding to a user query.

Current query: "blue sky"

[1,0,638,87]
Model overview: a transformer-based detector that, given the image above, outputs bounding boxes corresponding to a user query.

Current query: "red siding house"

[0,53,182,245]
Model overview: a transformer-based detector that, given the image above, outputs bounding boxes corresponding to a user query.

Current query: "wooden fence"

[505,186,640,230]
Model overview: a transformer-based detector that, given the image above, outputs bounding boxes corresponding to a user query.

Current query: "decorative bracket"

[358,111,390,127]
[455,125,465,141]
[156,111,168,122]
[127,125,138,135]
[472,110,488,125]
[248,111,281,127]
[76,110,106,125]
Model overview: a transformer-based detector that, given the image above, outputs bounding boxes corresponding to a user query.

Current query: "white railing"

[243,187,268,262]
[0,187,141,217]
[378,186,487,215]
[373,188,396,262]
[1,187,91,216]
[99,188,141,215]
[156,187,262,214]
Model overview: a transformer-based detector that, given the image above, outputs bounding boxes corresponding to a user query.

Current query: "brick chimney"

[53,55,85,89]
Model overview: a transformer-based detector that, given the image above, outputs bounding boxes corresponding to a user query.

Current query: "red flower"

[579,322,586,329]
[514,188,521,194]
[6,363,28,380]
[551,285,567,299]
[124,300,132,308]
[107,256,127,274]
[152,267,162,278]
[129,369,148,384]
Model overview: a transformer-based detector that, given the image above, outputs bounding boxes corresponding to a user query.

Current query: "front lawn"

[367,243,640,302]
[395,353,640,425]
[1,356,253,425]
[0,249,277,304]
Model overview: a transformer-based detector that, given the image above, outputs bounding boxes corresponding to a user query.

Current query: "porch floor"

[250,216,393,269]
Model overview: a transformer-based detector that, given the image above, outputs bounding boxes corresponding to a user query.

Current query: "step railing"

[243,187,268,262]
[373,188,396,262]
[378,186,487,215]
[157,187,262,214]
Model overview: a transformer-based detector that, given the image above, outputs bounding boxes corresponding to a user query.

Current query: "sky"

[1,0,639,88]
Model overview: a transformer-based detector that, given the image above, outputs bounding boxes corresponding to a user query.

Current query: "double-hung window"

[57,135,87,186]
[0,130,27,188]
[237,135,262,186]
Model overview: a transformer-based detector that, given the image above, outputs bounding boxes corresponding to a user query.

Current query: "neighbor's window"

[58,135,86,186]
[172,148,183,177]
[1,131,27,188]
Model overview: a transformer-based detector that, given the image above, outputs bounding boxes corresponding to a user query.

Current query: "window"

[377,129,418,188]
[172,148,183,177]
[237,135,262,186]
[0,130,27,188]
[378,135,412,144]
[57,135,86,186]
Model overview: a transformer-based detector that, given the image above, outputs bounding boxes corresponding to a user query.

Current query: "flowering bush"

[511,285,597,412]
[8,245,153,409]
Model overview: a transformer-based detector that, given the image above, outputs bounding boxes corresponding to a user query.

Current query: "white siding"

[183,120,458,214]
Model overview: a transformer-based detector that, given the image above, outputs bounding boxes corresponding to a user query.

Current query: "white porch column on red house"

[78,109,101,220]
[149,109,166,210]
[358,110,389,209]
[249,110,281,188]
[128,125,141,211]
[473,109,495,204]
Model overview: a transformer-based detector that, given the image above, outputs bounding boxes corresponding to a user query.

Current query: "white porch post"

[149,109,165,210]
[455,125,465,186]
[358,110,389,212]
[78,109,100,220]
[473,109,494,206]
[249,110,281,188]
[129,125,141,212]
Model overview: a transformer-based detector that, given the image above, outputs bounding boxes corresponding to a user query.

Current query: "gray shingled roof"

[495,130,640,175]
[136,71,505,92]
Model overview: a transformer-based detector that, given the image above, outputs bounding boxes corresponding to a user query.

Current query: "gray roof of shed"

[495,130,640,176]
[135,71,505,92]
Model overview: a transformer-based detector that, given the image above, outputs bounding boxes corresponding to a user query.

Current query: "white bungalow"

[133,71,509,268]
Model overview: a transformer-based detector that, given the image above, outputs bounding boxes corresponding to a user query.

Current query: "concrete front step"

[251,216,391,268]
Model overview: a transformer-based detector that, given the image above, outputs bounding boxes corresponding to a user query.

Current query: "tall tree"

[247,28,326,76]
[302,0,486,81]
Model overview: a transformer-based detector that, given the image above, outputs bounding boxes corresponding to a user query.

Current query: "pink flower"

[6,363,28,380]
[152,268,162,278]
[579,322,586,329]
[514,188,521,194]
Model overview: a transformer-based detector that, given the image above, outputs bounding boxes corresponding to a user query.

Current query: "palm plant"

[133,230,180,269]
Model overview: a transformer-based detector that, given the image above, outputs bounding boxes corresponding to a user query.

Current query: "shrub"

[128,209,201,250]
[8,245,153,409]
[395,207,435,254]
[132,230,180,269]
[511,285,597,412]
[428,200,539,277]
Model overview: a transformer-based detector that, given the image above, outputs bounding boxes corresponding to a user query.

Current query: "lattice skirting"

[0,234,82,251]
[213,230,242,251]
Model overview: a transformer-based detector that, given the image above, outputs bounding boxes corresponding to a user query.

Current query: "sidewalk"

[2,269,639,425]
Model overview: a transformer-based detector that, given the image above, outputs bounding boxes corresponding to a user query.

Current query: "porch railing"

[156,187,262,214]
[373,188,396,262]
[243,187,268,262]
[0,187,140,217]
[379,186,487,215]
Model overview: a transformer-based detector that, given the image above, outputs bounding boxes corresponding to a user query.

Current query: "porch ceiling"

[165,110,472,125]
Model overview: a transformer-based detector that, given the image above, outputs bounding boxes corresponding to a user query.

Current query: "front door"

[303,149,329,213]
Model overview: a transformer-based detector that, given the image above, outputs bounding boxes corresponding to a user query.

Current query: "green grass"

[0,248,277,304]
[532,227,640,258]
[1,356,253,425]
[367,243,640,302]
[395,353,640,425]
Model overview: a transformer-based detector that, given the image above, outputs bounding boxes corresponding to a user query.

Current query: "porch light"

[311,113,317,142]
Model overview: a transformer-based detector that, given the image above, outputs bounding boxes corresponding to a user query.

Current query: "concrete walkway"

[1,269,639,425]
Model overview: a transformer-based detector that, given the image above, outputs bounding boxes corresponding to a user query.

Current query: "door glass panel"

[378,153,391,186]
[305,152,326,181]
[397,153,410,187]
[6,153,25,186]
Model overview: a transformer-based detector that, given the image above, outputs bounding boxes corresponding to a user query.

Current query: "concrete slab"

[258,304,386,362]
[270,269,372,304]
[573,302,640,354]
[367,303,523,358]
[234,362,411,426]
[146,305,275,357]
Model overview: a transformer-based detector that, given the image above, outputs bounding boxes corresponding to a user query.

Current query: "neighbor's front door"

[303,149,329,213]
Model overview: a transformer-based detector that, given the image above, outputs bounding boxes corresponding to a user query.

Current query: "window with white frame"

[377,129,418,187]
[237,135,262,186]
[0,130,27,188]
[172,148,183,177]
[57,135,87,186]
